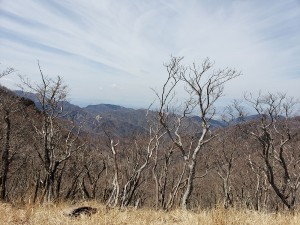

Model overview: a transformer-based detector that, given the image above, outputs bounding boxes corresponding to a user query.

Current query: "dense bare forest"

[1,58,300,215]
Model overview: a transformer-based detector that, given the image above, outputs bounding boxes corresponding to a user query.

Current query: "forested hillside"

[1,59,300,214]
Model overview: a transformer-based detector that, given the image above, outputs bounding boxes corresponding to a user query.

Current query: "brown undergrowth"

[0,201,299,225]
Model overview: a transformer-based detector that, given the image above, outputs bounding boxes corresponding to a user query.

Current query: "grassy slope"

[0,201,299,225]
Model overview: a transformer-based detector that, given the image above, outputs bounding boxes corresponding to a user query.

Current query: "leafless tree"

[107,110,166,208]
[19,62,84,202]
[120,119,166,208]
[214,134,235,208]
[234,92,300,210]
[106,139,120,207]
[0,67,15,79]
[0,67,18,201]
[0,95,20,201]
[79,160,106,200]
[248,154,272,210]
[152,142,183,210]
[154,56,240,209]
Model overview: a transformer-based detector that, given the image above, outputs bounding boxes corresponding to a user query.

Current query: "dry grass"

[0,201,299,225]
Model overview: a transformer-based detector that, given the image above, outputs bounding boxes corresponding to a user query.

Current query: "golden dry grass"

[0,201,299,225]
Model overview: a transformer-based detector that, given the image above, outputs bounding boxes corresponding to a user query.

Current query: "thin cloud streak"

[0,0,299,108]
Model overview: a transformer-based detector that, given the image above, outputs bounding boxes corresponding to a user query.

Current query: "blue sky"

[0,0,299,108]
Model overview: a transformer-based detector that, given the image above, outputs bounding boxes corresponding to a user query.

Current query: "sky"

[0,0,300,109]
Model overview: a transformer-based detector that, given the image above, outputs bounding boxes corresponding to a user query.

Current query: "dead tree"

[64,164,86,201]
[214,135,235,209]
[248,155,271,210]
[236,93,300,210]
[20,62,84,202]
[0,98,12,201]
[80,160,106,200]
[120,126,166,208]
[152,140,188,211]
[105,108,167,208]
[152,143,176,210]
[212,110,247,209]
[0,67,21,201]
[106,139,120,207]
[154,56,240,209]
[0,67,14,79]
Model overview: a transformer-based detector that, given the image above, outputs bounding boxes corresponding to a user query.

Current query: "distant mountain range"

[13,90,261,138]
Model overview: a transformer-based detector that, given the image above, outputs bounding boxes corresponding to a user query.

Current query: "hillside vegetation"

[1,58,300,225]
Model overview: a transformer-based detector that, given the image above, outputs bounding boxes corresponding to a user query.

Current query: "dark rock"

[68,206,97,217]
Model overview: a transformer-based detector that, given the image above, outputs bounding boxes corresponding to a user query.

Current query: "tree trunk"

[181,160,196,210]
[1,111,11,201]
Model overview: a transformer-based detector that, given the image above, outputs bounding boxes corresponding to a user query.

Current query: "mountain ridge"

[13,90,267,137]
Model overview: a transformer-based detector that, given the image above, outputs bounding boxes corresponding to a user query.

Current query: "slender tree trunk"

[181,160,196,210]
[1,111,11,201]
[33,173,40,203]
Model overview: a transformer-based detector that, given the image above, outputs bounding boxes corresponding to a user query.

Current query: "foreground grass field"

[0,201,299,225]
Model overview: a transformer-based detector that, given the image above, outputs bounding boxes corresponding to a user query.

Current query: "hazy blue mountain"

[15,90,265,137]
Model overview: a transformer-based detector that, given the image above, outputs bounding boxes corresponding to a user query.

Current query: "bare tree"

[106,139,120,207]
[79,159,106,200]
[20,62,84,202]
[0,67,15,80]
[214,134,235,209]
[0,95,19,201]
[235,92,300,210]
[106,111,166,208]
[0,67,32,201]
[0,68,18,201]
[152,142,183,210]
[248,154,272,210]
[120,125,166,208]
[154,56,240,209]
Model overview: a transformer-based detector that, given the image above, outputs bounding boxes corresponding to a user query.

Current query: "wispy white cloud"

[0,0,299,108]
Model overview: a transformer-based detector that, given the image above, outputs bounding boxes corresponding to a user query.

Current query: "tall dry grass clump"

[0,201,299,225]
